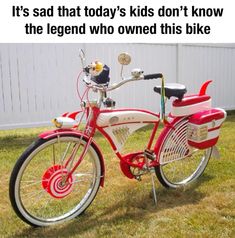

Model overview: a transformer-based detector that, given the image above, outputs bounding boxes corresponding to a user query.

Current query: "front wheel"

[9,135,102,226]
[155,118,212,188]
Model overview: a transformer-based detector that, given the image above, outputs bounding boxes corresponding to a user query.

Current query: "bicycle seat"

[154,83,187,100]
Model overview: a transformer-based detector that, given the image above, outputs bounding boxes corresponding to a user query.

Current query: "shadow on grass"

[0,123,157,147]
[0,134,37,150]
[11,174,213,238]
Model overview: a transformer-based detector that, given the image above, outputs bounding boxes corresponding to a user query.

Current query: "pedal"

[144,149,156,161]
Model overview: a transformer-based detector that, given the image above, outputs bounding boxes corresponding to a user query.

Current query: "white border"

[0,0,233,43]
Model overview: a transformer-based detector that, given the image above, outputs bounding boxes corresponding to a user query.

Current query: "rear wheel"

[155,118,212,188]
[9,135,102,226]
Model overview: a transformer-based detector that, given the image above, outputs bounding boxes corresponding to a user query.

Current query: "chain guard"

[119,152,146,179]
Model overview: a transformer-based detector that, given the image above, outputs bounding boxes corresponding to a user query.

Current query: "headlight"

[52,117,77,128]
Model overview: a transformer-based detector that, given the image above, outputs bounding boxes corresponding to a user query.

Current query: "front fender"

[39,129,105,187]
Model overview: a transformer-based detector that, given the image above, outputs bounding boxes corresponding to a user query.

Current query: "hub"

[42,165,75,199]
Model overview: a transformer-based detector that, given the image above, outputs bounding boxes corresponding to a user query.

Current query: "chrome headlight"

[52,117,77,128]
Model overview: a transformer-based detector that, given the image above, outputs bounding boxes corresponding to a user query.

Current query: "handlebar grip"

[144,73,163,80]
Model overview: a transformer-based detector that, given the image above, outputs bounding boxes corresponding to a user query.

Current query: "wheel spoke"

[52,144,55,165]
[20,180,43,188]
[74,172,93,177]
[21,189,45,199]
[60,142,72,165]
[31,190,48,207]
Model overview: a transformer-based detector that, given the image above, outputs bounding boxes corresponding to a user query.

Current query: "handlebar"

[144,73,163,80]
[106,73,163,91]
[106,77,137,91]
[86,73,163,92]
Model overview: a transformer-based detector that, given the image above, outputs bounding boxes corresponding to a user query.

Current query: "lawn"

[0,115,235,238]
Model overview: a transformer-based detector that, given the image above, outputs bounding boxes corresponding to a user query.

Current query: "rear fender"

[39,129,105,187]
[154,117,185,163]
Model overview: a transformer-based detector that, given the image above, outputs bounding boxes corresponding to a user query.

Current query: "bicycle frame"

[95,108,161,177]
[40,105,163,181]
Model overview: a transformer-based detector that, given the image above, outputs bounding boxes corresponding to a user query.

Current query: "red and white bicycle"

[9,50,226,226]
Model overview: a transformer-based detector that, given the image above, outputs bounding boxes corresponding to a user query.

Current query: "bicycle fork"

[57,135,93,185]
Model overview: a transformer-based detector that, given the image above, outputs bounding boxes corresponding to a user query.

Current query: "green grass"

[0,116,235,238]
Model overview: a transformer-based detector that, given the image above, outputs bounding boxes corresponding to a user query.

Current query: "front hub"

[42,165,74,199]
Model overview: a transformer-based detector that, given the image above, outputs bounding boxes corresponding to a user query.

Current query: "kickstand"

[151,172,157,206]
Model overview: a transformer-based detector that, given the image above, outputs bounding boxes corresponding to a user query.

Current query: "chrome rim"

[14,137,101,225]
[160,148,211,187]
